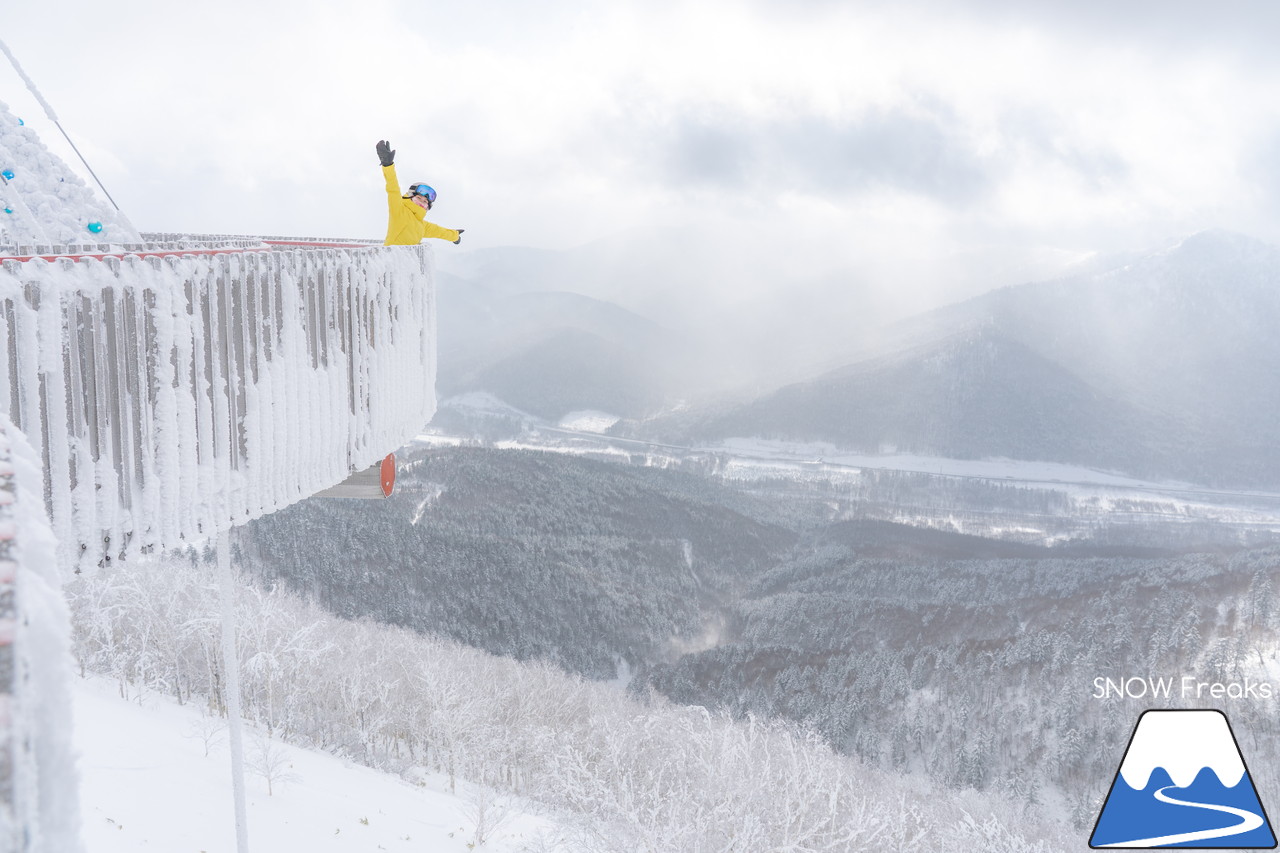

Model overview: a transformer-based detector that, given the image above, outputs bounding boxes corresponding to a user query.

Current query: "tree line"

[67,554,1071,852]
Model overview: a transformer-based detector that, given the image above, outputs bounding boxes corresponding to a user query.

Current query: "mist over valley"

[437,228,1280,490]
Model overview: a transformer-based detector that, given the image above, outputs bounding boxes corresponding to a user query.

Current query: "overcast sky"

[6,1,1280,319]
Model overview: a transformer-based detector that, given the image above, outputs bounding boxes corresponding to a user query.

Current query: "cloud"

[950,0,1280,55]
[651,106,996,206]
[755,0,1280,59]
[8,0,1280,303]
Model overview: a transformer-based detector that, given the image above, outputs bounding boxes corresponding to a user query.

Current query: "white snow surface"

[0,99,140,247]
[712,437,1203,491]
[1118,710,1246,790]
[72,676,565,853]
[557,411,621,433]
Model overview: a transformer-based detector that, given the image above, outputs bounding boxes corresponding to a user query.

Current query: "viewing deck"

[0,234,437,574]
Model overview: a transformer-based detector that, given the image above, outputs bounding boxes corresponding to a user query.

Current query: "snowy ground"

[707,436,1262,494]
[556,411,621,434]
[418,407,1280,539]
[428,394,1280,498]
[72,676,566,853]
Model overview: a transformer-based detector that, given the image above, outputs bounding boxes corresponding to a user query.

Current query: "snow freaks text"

[1092,676,1275,701]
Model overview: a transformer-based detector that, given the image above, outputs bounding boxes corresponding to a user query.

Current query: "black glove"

[376,140,395,167]
[452,229,465,245]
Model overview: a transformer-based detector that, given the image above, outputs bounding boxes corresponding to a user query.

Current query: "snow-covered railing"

[0,415,82,853]
[0,240,436,574]
[3,238,269,259]
[0,421,14,848]
[142,232,380,246]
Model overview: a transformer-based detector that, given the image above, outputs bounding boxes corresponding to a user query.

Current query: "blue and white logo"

[1091,710,1276,848]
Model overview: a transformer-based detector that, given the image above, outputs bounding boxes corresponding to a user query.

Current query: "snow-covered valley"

[8,18,1280,852]
[417,406,1280,550]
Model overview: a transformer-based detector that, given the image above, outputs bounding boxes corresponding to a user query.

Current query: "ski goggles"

[408,184,437,204]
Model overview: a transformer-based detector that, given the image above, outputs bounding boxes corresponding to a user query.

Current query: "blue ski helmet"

[408,183,437,204]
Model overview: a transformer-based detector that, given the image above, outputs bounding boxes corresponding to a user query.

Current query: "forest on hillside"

[67,556,1073,852]
[242,448,796,678]
[238,446,1280,826]
[639,543,1280,828]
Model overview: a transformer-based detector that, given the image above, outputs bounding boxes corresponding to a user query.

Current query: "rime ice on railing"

[0,241,437,575]
[0,415,84,853]
[0,423,13,847]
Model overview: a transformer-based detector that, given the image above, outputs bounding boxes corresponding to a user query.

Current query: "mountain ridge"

[625,229,1280,487]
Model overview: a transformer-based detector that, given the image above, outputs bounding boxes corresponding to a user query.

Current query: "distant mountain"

[929,229,1280,443]
[679,327,1183,479]
[636,230,1280,488]
[435,277,701,420]
[435,228,894,394]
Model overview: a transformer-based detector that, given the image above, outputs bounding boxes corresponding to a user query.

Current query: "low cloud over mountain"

[635,230,1280,488]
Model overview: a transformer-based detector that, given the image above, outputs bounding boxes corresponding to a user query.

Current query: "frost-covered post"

[217,528,250,853]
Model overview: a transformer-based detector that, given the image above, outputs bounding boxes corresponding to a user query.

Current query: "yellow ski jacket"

[382,164,461,246]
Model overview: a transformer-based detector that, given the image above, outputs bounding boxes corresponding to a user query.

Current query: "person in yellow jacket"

[376,140,464,246]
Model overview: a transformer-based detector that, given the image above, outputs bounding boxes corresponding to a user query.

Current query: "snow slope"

[73,676,569,853]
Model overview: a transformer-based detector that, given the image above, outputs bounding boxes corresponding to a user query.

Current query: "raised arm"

[377,140,400,201]
[383,164,401,202]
